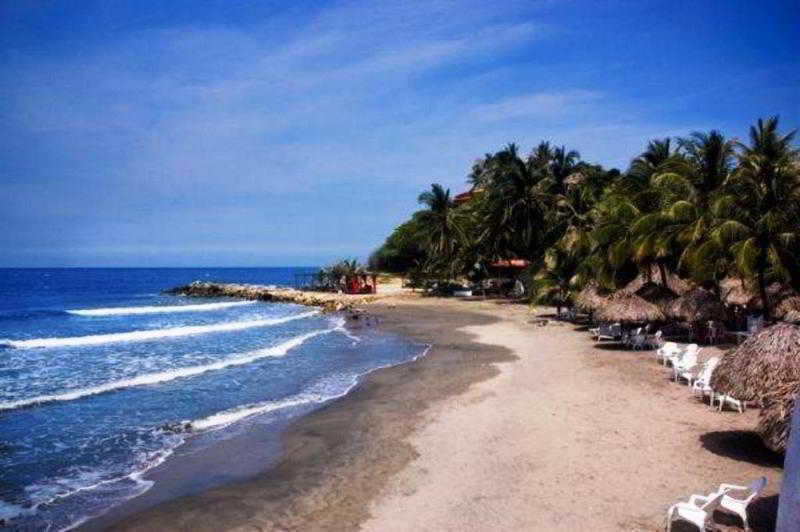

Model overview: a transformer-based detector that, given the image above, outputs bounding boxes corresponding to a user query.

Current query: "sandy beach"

[106,295,783,531]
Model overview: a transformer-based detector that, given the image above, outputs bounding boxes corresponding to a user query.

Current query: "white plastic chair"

[646,330,663,349]
[691,357,720,404]
[713,393,746,413]
[665,490,725,531]
[713,477,767,532]
[656,342,681,365]
[668,344,699,368]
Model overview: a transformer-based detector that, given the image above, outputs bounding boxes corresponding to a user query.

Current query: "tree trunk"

[658,261,669,288]
[758,267,770,320]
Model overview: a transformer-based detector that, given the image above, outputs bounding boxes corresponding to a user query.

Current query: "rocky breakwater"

[164,281,382,312]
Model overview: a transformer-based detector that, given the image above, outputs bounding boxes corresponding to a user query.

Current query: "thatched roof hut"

[720,277,750,307]
[620,266,690,297]
[777,297,800,320]
[757,381,800,452]
[595,293,665,324]
[666,287,726,323]
[575,282,610,312]
[710,322,800,401]
[721,278,793,310]
[710,322,800,452]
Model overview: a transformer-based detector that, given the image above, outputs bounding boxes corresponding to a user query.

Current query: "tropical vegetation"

[369,116,800,318]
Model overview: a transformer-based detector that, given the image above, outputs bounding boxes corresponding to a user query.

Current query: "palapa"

[575,282,610,312]
[757,380,800,452]
[777,296,800,321]
[720,277,750,307]
[709,322,800,452]
[666,287,726,323]
[710,322,800,400]
[595,293,665,324]
[619,266,690,297]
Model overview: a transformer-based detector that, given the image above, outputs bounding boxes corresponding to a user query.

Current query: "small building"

[342,272,378,294]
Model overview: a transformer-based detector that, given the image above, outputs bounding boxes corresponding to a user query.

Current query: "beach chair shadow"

[699,431,784,468]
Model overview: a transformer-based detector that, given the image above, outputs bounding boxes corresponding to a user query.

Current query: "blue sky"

[1,0,798,267]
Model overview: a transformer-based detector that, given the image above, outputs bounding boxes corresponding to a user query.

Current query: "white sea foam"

[191,374,361,431]
[192,343,433,431]
[0,328,329,411]
[66,301,256,316]
[3,311,318,349]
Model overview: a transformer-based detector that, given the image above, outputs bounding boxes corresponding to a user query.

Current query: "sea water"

[0,268,424,530]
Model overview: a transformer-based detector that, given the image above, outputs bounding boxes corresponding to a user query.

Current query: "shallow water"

[0,268,424,530]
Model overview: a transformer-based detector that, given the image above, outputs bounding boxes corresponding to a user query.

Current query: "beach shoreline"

[97,295,783,531]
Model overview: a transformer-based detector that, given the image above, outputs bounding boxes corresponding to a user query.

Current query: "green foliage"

[372,117,799,310]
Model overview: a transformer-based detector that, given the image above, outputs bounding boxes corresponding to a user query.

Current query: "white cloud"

[470,89,604,122]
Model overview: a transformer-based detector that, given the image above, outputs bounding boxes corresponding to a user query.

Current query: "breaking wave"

[66,301,256,316]
[2,311,318,349]
[0,327,330,411]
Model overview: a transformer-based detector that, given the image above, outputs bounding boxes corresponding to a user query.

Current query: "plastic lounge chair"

[630,332,647,350]
[673,349,700,383]
[691,357,719,404]
[656,342,681,365]
[665,490,725,531]
[713,393,746,413]
[668,344,699,368]
[713,477,767,532]
[595,323,621,342]
[646,330,663,349]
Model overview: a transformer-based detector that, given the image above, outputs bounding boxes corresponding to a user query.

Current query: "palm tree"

[602,139,684,288]
[532,244,583,315]
[478,143,550,264]
[416,184,464,274]
[634,130,737,290]
[710,117,800,318]
[549,145,581,195]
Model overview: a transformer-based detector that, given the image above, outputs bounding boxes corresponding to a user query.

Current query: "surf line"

[0,327,330,411]
[3,311,318,349]
[67,301,257,316]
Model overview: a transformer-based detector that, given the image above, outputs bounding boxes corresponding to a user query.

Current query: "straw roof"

[620,266,690,297]
[595,293,665,324]
[575,282,610,312]
[721,278,793,309]
[666,287,726,323]
[777,297,800,320]
[710,322,800,402]
[757,380,800,452]
[710,322,800,452]
[720,277,750,307]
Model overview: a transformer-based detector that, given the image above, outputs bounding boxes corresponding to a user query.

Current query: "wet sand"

[105,296,783,531]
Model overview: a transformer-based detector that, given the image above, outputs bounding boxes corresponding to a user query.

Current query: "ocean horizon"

[0,268,425,530]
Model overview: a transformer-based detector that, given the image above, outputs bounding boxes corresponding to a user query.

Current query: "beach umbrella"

[666,287,726,323]
[594,293,665,324]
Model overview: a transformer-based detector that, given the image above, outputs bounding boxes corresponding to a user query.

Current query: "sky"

[1,0,798,267]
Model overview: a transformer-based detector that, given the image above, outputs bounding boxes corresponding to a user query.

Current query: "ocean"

[0,268,424,530]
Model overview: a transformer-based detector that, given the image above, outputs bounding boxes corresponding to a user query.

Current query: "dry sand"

[108,295,783,531]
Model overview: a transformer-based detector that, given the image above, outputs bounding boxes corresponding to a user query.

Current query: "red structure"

[343,273,378,294]
[454,190,474,205]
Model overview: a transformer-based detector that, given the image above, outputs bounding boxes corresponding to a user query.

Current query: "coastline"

[97,296,783,531]
[86,295,511,531]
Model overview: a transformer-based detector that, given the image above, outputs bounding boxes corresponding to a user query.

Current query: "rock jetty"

[164,281,382,312]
